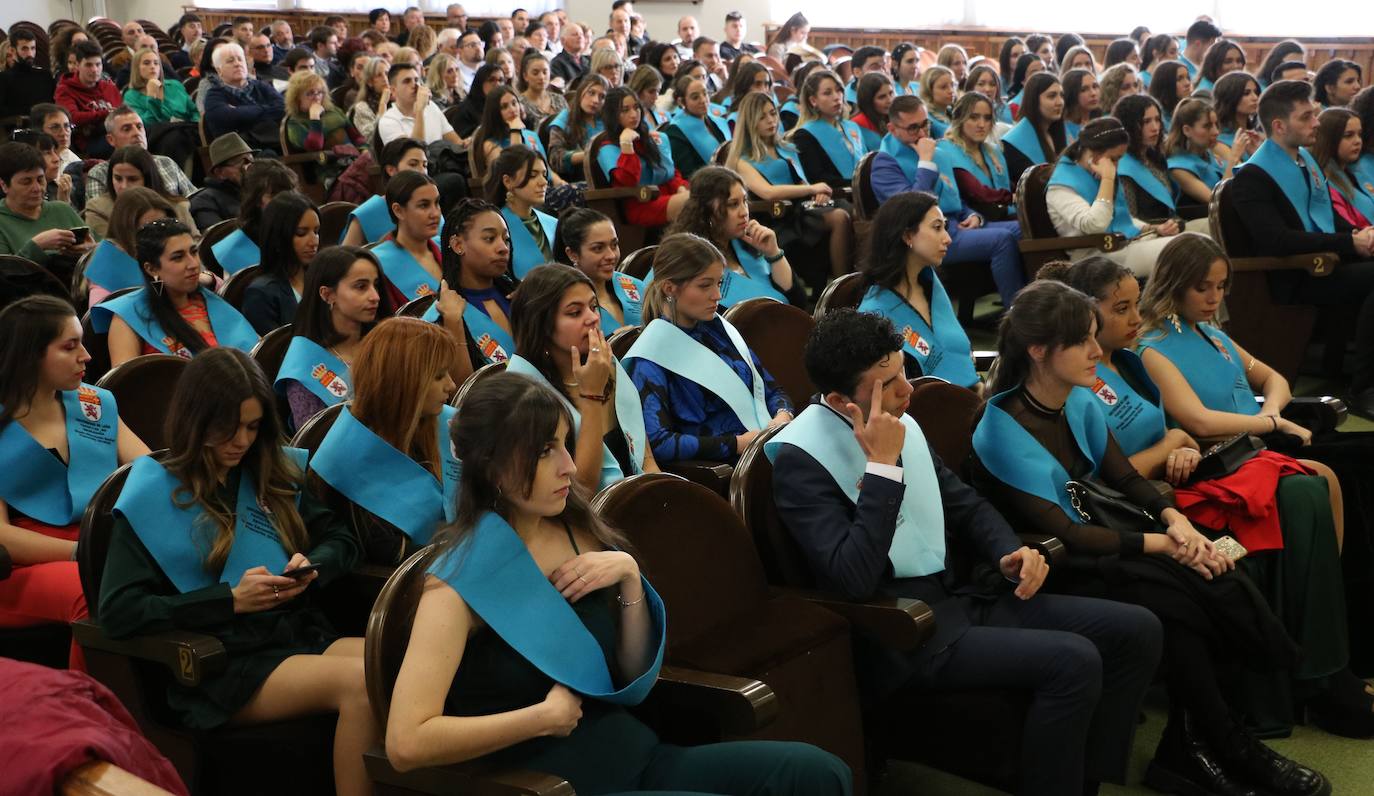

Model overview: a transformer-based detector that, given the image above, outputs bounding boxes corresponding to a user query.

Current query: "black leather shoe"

[1346,389,1374,421]
[1145,712,1258,796]
[1217,726,1331,796]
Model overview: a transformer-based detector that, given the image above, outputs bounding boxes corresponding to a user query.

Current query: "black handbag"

[1064,478,1162,533]
[1187,433,1264,484]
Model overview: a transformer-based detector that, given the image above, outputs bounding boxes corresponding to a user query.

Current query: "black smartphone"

[281,563,323,579]
[71,226,90,244]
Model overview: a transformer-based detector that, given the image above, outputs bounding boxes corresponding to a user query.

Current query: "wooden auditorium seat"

[811,272,865,318]
[317,201,358,246]
[396,294,437,318]
[196,219,241,278]
[216,264,262,310]
[250,325,295,384]
[362,544,784,795]
[583,130,662,255]
[72,458,339,795]
[722,298,817,407]
[452,361,508,408]
[80,287,140,383]
[93,355,188,452]
[1014,163,1125,282]
[0,254,69,311]
[592,473,871,792]
[618,245,658,280]
[607,326,642,359]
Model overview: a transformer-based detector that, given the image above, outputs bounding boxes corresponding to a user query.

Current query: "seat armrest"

[1229,253,1339,276]
[662,460,734,496]
[71,619,226,687]
[973,350,997,372]
[362,747,574,796]
[747,199,790,219]
[1018,233,1126,254]
[1018,533,1066,566]
[1281,396,1347,433]
[583,185,661,202]
[784,590,935,652]
[0,543,11,580]
[650,665,778,735]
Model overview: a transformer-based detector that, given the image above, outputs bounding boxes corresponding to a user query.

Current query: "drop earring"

[150,276,165,297]
[1168,312,1182,333]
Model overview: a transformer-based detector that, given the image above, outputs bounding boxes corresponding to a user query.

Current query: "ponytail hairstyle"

[1257,40,1306,87]
[484,143,543,207]
[430,372,628,566]
[0,295,78,426]
[1062,116,1129,162]
[1007,52,1042,101]
[1315,59,1361,107]
[861,191,940,291]
[987,280,1100,395]
[1163,97,1216,157]
[350,317,462,480]
[385,169,437,224]
[601,85,662,170]
[1138,232,1230,335]
[135,218,212,357]
[1035,256,1133,303]
[641,232,724,322]
[1104,39,1139,69]
[552,206,615,267]
[162,347,308,575]
[1054,33,1086,70]
[1140,34,1176,72]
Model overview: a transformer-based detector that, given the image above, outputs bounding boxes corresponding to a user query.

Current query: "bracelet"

[617,591,645,607]
[764,250,787,264]
[1270,416,1279,432]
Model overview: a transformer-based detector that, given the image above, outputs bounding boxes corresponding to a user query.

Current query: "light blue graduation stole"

[1352,153,1374,202]
[720,239,786,308]
[1180,55,1199,79]
[1196,76,1214,92]
[972,387,1109,523]
[506,355,647,490]
[1008,89,1025,114]
[601,273,645,335]
[1119,153,1178,211]
[667,108,731,163]
[0,385,119,526]
[1167,150,1224,191]
[857,124,881,153]
[877,134,963,216]
[85,240,142,294]
[345,195,392,244]
[624,317,769,430]
[548,109,605,143]
[937,138,1011,193]
[1242,140,1335,233]
[373,239,439,300]
[996,103,1014,124]
[1218,129,1236,149]
[744,145,807,186]
[273,336,350,408]
[494,128,547,159]
[1137,322,1257,416]
[1091,350,1167,457]
[780,98,799,122]
[928,113,950,141]
[421,298,514,364]
[501,206,558,279]
[1048,159,1138,237]
[858,280,978,388]
[91,288,258,358]
[648,105,671,128]
[1140,70,1153,88]
[1063,120,1081,145]
[766,404,946,578]
[428,511,665,705]
[895,80,921,97]
[1337,167,1374,223]
[1002,118,1047,165]
[309,404,460,544]
[115,449,309,593]
[799,118,866,179]
[210,228,260,276]
[595,133,675,186]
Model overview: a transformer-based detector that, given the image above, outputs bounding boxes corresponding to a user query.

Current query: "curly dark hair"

[667,165,745,252]
[803,308,902,396]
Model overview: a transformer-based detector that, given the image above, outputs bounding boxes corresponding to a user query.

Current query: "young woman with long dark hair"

[1003,72,1065,186]
[595,85,691,227]
[241,192,321,334]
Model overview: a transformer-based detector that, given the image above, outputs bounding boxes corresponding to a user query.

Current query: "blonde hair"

[944,91,994,151]
[427,52,458,96]
[128,47,163,91]
[356,56,389,109]
[936,44,967,72]
[642,233,726,322]
[790,68,847,132]
[285,69,329,117]
[727,91,790,168]
[1099,63,1138,116]
[407,24,436,58]
[590,48,623,86]
[919,65,955,113]
[1138,233,1230,335]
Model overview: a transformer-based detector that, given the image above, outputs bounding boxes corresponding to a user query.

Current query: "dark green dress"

[98,469,360,729]
[439,530,852,796]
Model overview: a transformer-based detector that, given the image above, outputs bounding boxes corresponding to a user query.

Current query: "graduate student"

[553,208,645,336]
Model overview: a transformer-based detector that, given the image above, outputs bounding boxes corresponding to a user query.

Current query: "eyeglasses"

[895,120,930,133]
[44,122,75,132]
[304,89,326,98]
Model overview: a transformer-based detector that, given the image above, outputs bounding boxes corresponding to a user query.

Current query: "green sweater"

[123,79,200,125]
[0,199,86,265]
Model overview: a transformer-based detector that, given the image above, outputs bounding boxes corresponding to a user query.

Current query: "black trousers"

[907,592,1162,795]
[1278,260,1374,392]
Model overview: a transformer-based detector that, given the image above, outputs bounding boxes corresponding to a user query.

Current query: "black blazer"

[772,423,1023,662]
[242,273,299,335]
[791,127,849,192]
[1229,160,1359,261]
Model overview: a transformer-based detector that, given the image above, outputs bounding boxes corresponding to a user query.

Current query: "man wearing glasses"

[456,30,484,93]
[871,94,1024,300]
[29,104,80,171]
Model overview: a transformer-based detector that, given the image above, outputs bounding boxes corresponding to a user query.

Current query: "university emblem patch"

[77,385,102,421]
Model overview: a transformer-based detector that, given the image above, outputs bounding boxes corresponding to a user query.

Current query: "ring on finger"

[577,575,588,584]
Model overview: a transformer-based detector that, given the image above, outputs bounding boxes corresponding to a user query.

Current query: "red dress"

[601,138,690,227]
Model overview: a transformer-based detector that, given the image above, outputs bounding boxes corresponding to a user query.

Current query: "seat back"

[723,298,816,407]
[95,355,189,451]
[452,360,508,407]
[608,325,642,358]
[619,245,658,279]
[592,474,771,650]
[1210,177,1257,258]
[317,201,357,246]
[713,141,730,166]
[217,264,262,310]
[0,254,68,311]
[727,424,817,587]
[250,325,295,383]
[198,218,241,277]
[852,151,879,221]
[811,272,866,319]
[1014,162,1059,241]
[396,294,437,317]
[905,377,983,472]
[80,286,140,382]
[78,456,153,620]
[289,402,346,454]
[584,130,613,188]
[364,545,438,728]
